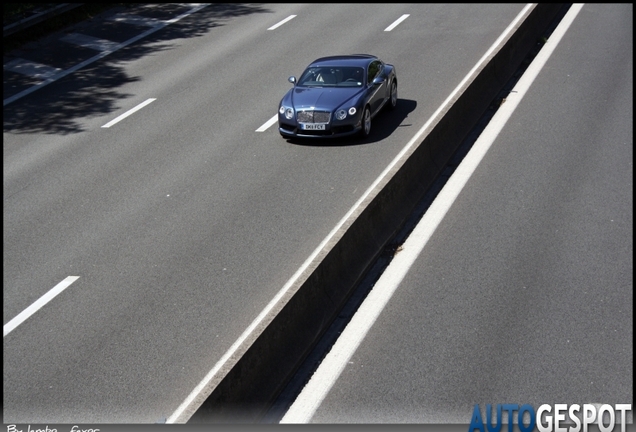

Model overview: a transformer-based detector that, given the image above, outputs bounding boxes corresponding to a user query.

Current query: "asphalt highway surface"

[4,3,630,426]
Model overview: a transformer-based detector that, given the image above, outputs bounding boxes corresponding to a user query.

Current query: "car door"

[367,60,386,115]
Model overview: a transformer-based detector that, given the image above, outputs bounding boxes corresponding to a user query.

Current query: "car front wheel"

[388,80,397,110]
[360,106,371,138]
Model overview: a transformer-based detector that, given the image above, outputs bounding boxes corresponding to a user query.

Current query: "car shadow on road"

[284,98,417,147]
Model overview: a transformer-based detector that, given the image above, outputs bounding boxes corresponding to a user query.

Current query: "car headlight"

[348,107,357,116]
[335,109,347,120]
[279,106,294,120]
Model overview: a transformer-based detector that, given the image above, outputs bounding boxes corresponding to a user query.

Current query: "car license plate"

[300,123,326,130]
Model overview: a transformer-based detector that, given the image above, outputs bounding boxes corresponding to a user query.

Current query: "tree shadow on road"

[3,3,273,135]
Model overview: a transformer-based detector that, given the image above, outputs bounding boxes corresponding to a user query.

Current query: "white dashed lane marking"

[268,15,297,30]
[256,115,279,132]
[4,276,80,337]
[384,14,410,31]
[102,98,157,128]
[108,13,163,27]
[4,58,62,80]
[60,33,120,52]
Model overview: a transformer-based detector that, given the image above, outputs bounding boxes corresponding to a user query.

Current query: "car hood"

[291,87,362,110]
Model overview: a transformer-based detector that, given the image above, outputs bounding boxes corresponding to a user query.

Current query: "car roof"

[308,54,379,68]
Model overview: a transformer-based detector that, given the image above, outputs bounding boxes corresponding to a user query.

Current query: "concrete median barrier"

[185,3,568,423]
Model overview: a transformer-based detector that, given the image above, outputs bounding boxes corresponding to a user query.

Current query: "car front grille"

[297,110,330,123]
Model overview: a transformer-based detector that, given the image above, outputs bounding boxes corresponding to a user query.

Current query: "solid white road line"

[4,276,80,337]
[280,3,585,423]
[102,98,157,128]
[4,58,62,80]
[384,14,410,32]
[268,15,297,30]
[256,115,279,132]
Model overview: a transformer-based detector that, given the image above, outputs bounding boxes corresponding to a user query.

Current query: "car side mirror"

[372,76,385,86]
[288,76,297,85]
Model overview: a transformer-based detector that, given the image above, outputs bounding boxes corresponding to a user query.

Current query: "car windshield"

[297,66,364,87]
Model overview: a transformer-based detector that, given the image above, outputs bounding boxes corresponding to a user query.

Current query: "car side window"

[367,61,382,85]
